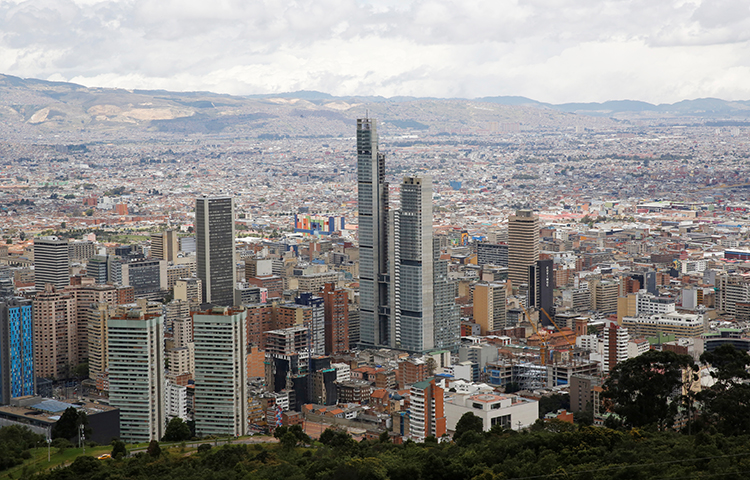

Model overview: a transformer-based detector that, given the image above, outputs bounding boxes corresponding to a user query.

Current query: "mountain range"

[3,73,750,141]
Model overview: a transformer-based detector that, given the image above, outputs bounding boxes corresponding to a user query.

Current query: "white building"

[331,363,351,382]
[636,291,676,316]
[165,381,188,421]
[108,310,165,442]
[443,380,538,432]
[602,326,629,374]
[193,306,248,437]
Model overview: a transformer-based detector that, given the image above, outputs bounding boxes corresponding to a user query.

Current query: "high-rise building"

[0,298,34,404]
[108,309,165,442]
[507,210,540,291]
[357,117,389,347]
[34,236,70,291]
[473,282,507,335]
[196,196,236,307]
[87,303,112,391]
[389,176,434,352]
[322,282,349,354]
[529,259,554,325]
[295,293,325,355]
[409,378,446,442]
[432,237,460,351]
[33,285,78,380]
[193,306,248,437]
[151,230,179,262]
[603,325,629,374]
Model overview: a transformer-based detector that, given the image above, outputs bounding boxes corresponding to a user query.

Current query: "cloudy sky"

[2,0,750,103]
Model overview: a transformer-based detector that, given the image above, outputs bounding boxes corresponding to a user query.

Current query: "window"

[491,414,511,429]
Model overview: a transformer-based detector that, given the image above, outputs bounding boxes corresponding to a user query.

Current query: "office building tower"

[507,210,539,290]
[108,309,165,442]
[476,243,509,267]
[87,304,111,391]
[193,306,248,437]
[322,282,349,354]
[357,117,389,347]
[0,298,34,404]
[34,236,70,291]
[295,293,325,355]
[151,230,179,262]
[389,176,434,352]
[33,285,78,380]
[529,259,554,325]
[196,196,236,307]
[68,241,98,263]
[122,258,167,300]
[473,282,507,335]
[432,237,460,351]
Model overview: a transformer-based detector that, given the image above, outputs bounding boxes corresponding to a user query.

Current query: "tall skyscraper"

[389,176,434,352]
[0,298,34,404]
[33,285,78,380]
[108,309,165,442]
[196,196,236,307]
[432,237,460,351]
[34,236,70,291]
[357,118,389,347]
[193,306,248,437]
[356,119,458,353]
[508,210,540,291]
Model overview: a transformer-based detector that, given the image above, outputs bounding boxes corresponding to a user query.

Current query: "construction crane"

[520,304,550,366]
[540,307,576,350]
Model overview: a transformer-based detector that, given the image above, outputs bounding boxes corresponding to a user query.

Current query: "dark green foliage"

[698,344,750,436]
[29,424,750,480]
[0,425,45,470]
[196,443,212,454]
[111,439,127,459]
[603,349,695,430]
[162,417,192,442]
[146,440,161,458]
[538,393,571,417]
[51,407,91,442]
[454,412,484,441]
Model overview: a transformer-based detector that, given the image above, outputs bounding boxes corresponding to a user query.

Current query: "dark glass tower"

[196,196,236,307]
[357,118,389,347]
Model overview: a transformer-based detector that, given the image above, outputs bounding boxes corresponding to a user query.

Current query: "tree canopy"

[603,349,695,430]
[163,417,192,442]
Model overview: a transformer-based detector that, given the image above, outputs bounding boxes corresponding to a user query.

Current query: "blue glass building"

[1,298,35,404]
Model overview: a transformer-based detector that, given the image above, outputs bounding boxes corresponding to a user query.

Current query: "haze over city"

[3,0,750,103]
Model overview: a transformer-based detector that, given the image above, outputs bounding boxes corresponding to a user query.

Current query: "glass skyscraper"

[196,196,236,307]
[0,298,35,404]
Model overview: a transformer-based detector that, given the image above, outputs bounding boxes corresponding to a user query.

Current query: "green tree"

[51,407,90,442]
[147,439,161,457]
[454,412,484,441]
[111,439,127,459]
[698,344,750,435]
[603,349,695,430]
[163,417,192,442]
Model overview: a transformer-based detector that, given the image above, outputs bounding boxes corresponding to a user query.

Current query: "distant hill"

[3,73,750,141]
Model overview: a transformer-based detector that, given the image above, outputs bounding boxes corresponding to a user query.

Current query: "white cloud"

[2,0,750,102]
